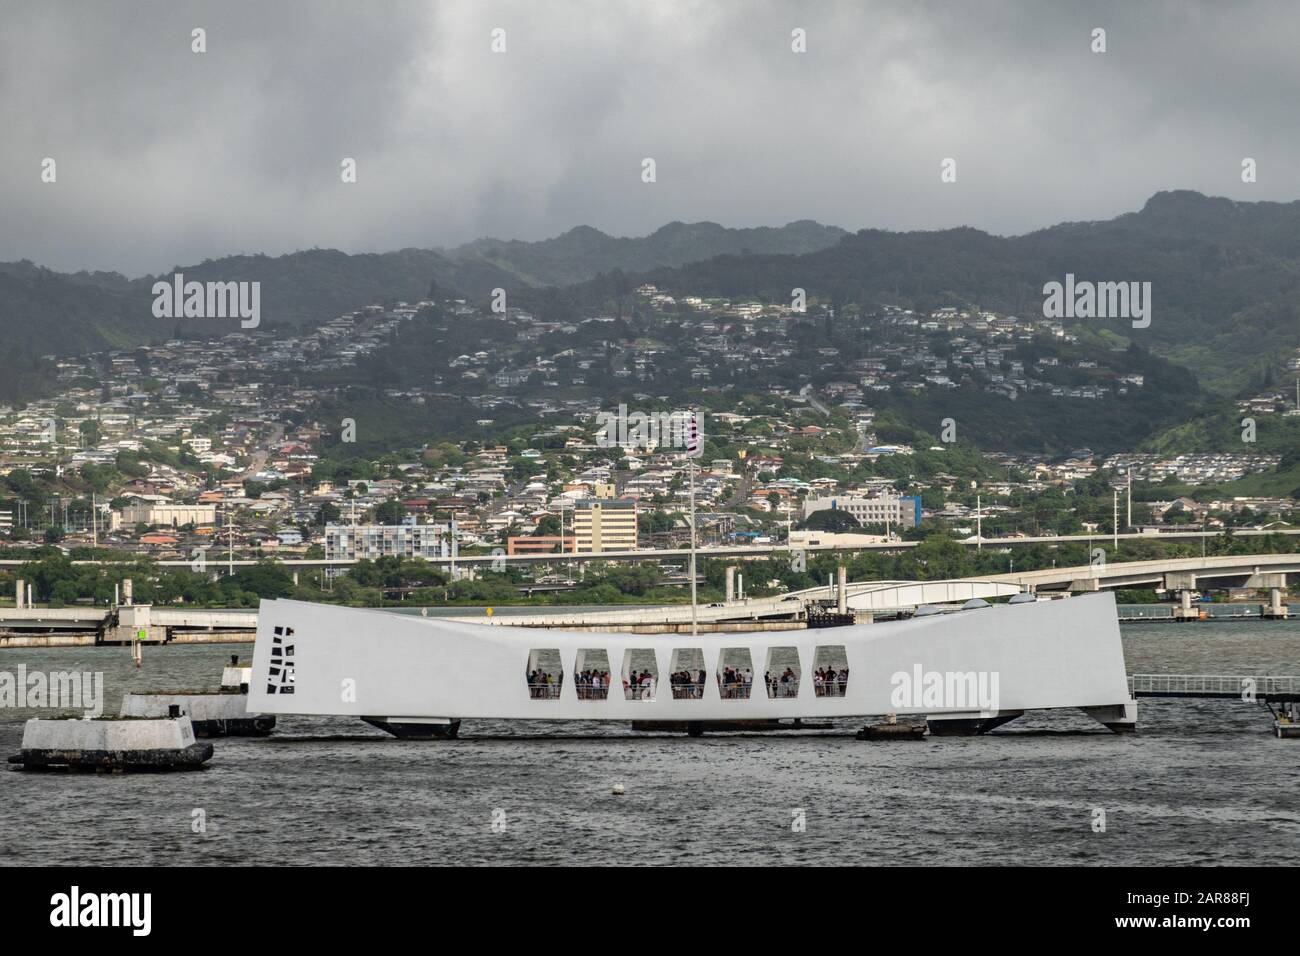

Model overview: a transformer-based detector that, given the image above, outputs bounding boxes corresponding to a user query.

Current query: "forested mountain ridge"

[596,191,1300,395]
[3,193,1298,402]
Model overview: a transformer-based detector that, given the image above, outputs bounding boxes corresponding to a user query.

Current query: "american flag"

[685,410,702,458]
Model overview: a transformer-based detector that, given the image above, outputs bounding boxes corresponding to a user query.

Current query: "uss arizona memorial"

[249,592,1139,738]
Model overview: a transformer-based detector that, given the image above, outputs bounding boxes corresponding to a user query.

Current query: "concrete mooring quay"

[0,605,258,647]
[1,579,258,648]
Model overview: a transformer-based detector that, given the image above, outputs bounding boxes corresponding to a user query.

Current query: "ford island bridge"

[0,552,1293,645]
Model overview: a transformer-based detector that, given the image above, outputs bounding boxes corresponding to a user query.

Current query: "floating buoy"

[612,783,625,796]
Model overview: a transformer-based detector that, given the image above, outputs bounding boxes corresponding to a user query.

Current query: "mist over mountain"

[441,220,848,288]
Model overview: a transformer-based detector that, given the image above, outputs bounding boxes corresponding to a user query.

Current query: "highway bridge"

[475,553,1296,628]
[772,553,1297,616]
[980,553,1297,619]
[0,528,1296,572]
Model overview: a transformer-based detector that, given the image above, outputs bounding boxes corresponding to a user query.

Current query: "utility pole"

[1113,489,1119,549]
[1126,470,1132,530]
[449,518,458,581]
[976,493,982,550]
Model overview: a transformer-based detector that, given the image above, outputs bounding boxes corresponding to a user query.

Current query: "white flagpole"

[689,456,698,637]
[684,409,701,637]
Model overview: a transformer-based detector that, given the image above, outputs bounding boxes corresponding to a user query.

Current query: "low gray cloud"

[3,0,1298,275]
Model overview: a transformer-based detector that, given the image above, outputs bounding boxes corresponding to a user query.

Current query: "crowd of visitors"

[623,669,657,700]
[813,667,850,697]
[765,668,801,698]
[574,668,611,700]
[670,669,707,699]
[718,666,753,699]
[528,659,846,702]
[526,669,562,699]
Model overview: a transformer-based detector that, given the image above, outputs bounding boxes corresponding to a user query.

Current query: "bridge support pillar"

[1082,700,1137,734]
[292,571,299,586]
[1069,578,1100,593]
[14,577,23,609]
[1172,589,1200,621]
[1263,587,1289,620]
[926,710,1023,736]
[725,566,736,603]
[855,610,874,625]
[837,566,848,614]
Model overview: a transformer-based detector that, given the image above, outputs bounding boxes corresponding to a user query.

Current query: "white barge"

[8,714,213,771]
[247,591,1138,737]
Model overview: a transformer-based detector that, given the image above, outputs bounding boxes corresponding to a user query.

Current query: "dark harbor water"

[1,618,1297,866]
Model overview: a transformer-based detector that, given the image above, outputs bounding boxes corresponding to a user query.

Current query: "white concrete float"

[117,656,275,737]
[118,693,275,737]
[247,591,1139,737]
[8,716,213,771]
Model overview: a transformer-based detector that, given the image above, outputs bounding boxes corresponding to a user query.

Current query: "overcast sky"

[4,0,1299,276]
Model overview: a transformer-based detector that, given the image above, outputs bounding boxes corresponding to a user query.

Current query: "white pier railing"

[1129,674,1300,697]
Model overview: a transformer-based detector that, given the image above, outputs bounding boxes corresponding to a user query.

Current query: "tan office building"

[121,502,218,527]
[573,499,638,553]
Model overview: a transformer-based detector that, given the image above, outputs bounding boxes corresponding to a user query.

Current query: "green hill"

[609,191,1300,396]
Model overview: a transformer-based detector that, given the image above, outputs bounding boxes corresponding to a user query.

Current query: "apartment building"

[572,498,638,553]
[801,494,922,528]
[325,519,458,561]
